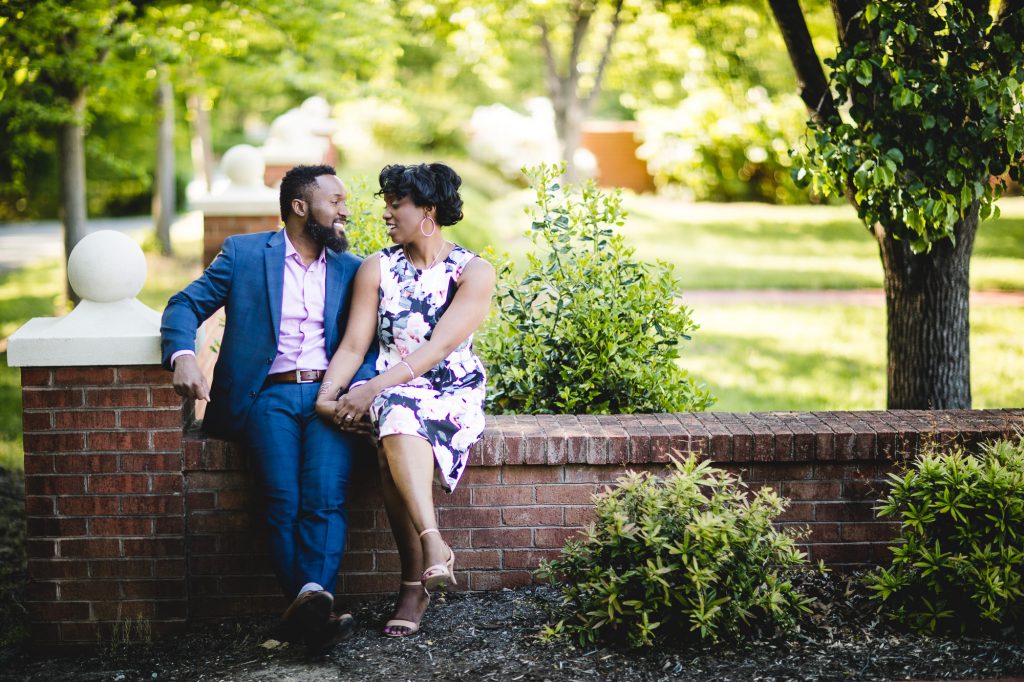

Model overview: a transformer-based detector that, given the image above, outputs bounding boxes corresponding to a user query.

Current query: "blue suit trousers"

[244,382,359,599]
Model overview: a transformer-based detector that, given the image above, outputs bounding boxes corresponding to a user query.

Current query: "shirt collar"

[282,228,326,265]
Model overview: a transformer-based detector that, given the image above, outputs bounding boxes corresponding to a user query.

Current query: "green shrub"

[477,163,713,414]
[344,175,392,258]
[866,438,1024,633]
[537,455,812,648]
[636,85,814,205]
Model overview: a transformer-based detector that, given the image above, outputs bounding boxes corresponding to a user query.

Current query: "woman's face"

[383,194,428,244]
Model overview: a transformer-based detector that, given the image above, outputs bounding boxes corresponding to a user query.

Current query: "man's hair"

[376,163,464,226]
[279,164,336,221]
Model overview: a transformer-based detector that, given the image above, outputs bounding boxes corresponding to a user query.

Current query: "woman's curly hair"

[377,163,464,226]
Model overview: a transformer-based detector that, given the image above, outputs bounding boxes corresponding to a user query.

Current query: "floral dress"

[369,244,487,492]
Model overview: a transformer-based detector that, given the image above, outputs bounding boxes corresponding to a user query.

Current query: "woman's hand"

[333,382,377,422]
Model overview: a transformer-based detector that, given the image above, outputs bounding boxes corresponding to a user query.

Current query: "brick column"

[202,215,280,268]
[21,366,187,645]
[7,229,186,649]
[192,144,279,268]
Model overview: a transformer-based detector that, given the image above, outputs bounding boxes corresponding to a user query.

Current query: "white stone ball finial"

[221,144,267,188]
[301,96,331,119]
[6,228,161,367]
[67,229,147,302]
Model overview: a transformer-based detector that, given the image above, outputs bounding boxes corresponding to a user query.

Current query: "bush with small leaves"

[477,162,713,415]
[866,438,1024,633]
[343,175,392,257]
[637,85,814,205]
[537,455,813,648]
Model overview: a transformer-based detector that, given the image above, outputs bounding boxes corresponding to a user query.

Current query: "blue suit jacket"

[160,230,378,440]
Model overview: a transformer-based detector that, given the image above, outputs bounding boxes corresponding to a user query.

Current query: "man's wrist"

[170,350,196,368]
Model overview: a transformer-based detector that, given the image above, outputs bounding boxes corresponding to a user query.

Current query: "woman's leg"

[378,448,423,580]
[377,446,429,634]
[380,434,450,574]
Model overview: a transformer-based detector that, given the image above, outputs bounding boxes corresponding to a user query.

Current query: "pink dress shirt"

[170,230,331,374]
[268,231,329,373]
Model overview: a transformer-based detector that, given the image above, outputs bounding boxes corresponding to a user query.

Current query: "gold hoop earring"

[419,216,437,237]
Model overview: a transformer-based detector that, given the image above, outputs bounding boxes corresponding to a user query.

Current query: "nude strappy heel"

[419,528,456,590]
[382,580,429,638]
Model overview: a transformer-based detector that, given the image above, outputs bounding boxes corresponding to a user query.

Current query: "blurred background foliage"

[0,0,840,220]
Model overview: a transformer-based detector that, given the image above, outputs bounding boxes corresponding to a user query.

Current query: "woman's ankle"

[419,533,446,563]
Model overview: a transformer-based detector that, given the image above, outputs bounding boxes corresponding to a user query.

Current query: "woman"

[315,162,494,638]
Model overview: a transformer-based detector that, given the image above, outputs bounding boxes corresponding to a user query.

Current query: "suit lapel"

[265,230,285,340]
[324,250,346,351]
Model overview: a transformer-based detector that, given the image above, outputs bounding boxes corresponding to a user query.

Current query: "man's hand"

[317,397,373,435]
[329,383,376,435]
[172,354,210,401]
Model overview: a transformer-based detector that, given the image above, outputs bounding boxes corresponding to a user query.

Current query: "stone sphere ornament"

[67,229,148,303]
[220,144,266,188]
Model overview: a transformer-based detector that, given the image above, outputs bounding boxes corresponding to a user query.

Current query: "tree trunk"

[187,86,214,193]
[875,205,978,409]
[767,0,837,123]
[830,0,869,47]
[58,90,89,305]
[539,0,624,184]
[560,99,586,184]
[153,65,175,256]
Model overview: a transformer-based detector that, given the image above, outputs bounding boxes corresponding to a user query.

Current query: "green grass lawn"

[683,303,1024,412]
[486,192,1024,291]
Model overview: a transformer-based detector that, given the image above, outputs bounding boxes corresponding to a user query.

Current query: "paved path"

[0,213,202,276]
[0,216,151,275]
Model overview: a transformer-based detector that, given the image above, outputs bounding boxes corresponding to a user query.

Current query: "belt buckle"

[295,370,313,384]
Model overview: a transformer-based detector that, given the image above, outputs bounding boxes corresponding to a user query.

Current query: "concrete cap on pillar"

[6,230,162,367]
[192,144,279,217]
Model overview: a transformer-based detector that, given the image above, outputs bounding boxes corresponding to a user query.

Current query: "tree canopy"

[0,0,400,220]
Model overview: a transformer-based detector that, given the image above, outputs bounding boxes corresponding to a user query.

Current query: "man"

[161,164,376,653]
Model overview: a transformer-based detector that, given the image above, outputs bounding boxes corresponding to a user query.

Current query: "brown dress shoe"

[306,612,355,655]
[278,590,333,644]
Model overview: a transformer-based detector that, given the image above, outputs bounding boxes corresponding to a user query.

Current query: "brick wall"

[21,366,189,644]
[202,215,280,267]
[180,409,1023,610]
[19,366,1024,646]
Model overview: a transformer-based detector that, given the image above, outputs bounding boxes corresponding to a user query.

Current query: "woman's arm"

[329,257,495,423]
[314,256,380,419]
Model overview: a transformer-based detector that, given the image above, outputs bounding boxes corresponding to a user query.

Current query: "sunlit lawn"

[683,303,1024,412]
[487,192,1024,291]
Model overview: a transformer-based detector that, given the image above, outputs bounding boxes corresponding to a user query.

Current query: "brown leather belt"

[266,370,325,385]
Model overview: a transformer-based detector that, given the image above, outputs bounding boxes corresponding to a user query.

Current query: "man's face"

[302,174,349,252]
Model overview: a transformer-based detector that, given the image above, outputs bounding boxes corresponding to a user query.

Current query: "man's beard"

[305,214,349,253]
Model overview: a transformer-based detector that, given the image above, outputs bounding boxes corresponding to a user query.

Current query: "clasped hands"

[315,381,376,435]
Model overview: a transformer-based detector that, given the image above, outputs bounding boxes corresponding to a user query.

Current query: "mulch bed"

[2,468,1024,681]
